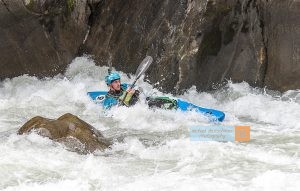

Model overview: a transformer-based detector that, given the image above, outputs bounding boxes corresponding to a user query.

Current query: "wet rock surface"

[18,113,111,154]
[263,1,300,91]
[0,0,89,79]
[1,0,299,92]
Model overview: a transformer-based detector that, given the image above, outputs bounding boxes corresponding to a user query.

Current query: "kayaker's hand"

[126,88,135,94]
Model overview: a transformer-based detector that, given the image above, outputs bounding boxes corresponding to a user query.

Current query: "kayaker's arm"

[118,87,140,107]
[103,83,139,109]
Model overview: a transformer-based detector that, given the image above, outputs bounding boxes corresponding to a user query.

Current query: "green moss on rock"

[67,0,75,12]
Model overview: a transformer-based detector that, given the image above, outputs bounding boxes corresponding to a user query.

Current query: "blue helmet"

[105,72,121,85]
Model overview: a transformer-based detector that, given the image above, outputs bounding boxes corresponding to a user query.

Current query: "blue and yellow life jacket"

[103,84,128,109]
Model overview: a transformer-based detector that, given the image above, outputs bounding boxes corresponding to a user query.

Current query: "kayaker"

[103,72,139,109]
[103,72,177,110]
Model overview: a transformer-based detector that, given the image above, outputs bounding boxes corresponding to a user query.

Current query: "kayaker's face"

[110,79,121,91]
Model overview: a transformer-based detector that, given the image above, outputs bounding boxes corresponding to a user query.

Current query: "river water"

[0,56,299,191]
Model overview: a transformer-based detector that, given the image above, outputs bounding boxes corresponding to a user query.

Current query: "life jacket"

[103,84,139,109]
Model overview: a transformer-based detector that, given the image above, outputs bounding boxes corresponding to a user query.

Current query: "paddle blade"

[135,56,153,79]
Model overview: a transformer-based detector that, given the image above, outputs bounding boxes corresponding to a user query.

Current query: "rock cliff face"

[263,1,300,91]
[0,0,89,78]
[1,0,299,92]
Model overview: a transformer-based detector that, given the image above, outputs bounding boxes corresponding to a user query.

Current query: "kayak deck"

[87,91,225,122]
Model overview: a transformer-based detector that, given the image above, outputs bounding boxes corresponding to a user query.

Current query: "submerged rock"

[18,113,111,154]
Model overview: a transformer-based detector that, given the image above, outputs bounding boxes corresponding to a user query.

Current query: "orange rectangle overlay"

[235,126,250,141]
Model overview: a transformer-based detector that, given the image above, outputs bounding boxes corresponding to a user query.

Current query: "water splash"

[0,56,299,191]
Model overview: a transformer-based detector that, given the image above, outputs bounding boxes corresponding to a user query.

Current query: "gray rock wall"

[0,0,89,78]
[1,0,299,93]
[263,1,300,91]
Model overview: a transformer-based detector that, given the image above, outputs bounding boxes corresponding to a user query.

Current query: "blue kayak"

[87,91,225,122]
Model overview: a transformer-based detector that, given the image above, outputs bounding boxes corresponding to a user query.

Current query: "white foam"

[0,56,299,190]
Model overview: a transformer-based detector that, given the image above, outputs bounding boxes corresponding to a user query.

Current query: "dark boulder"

[18,113,111,154]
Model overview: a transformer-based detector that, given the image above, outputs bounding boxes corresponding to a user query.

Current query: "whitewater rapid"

[0,56,299,191]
